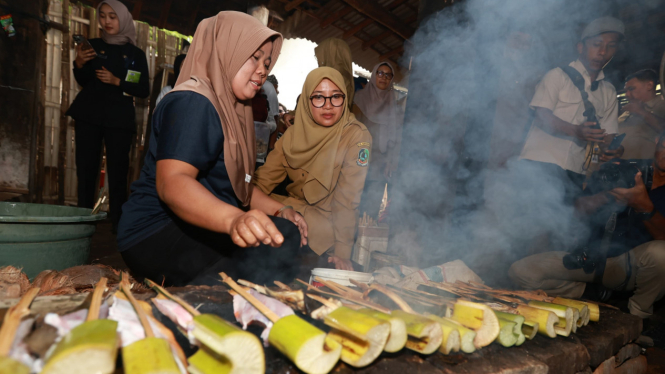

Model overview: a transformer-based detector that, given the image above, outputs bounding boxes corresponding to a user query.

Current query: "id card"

[125,70,141,83]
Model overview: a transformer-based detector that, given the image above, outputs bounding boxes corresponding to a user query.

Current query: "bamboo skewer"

[221,273,279,323]
[296,279,391,313]
[145,278,201,317]
[0,287,40,356]
[363,284,416,314]
[86,277,108,322]
[120,275,154,338]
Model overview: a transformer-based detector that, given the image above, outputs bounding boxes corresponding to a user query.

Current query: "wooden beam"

[342,0,415,40]
[379,46,403,61]
[343,18,373,39]
[131,0,143,20]
[157,0,173,29]
[362,30,392,50]
[320,6,352,28]
[285,0,308,11]
[387,0,409,10]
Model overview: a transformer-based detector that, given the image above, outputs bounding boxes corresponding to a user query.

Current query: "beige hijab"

[354,62,402,153]
[97,0,136,46]
[282,67,358,201]
[315,38,354,109]
[171,11,283,206]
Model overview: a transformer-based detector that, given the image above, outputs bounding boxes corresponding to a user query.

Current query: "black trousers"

[75,121,133,227]
[120,216,304,287]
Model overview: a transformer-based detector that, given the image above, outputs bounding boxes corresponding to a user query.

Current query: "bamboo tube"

[324,307,390,367]
[515,305,558,338]
[425,315,464,354]
[552,297,590,326]
[522,321,539,340]
[527,301,573,337]
[495,319,518,347]
[391,310,443,355]
[581,301,600,322]
[440,317,476,353]
[355,309,407,353]
[222,273,341,374]
[42,278,119,374]
[120,275,180,374]
[494,311,526,346]
[451,300,500,348]
[0,287,39,374]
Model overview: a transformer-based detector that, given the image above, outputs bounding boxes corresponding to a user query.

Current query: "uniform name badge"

[125,70,141,83]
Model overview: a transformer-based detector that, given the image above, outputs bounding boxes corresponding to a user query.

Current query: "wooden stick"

[314,277,362,298]
[307,294,340,309]
[0,287,40,356]
[238,279,269,295]
[296,279,391,313]
[145,278,201,317]
[220,272,280,323]
[349,279,370,292]
[274,281,292,291]
[120,274,154,338]
[86,277,108,322]
[363,284,416,314]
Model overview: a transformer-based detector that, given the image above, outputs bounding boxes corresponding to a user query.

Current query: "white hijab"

[353,62,402,153]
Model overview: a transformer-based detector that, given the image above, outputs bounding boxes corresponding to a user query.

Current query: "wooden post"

[57,0,71,205]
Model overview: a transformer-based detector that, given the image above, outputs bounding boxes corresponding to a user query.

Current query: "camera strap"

[593,212,617,283]
[559,66,601,170]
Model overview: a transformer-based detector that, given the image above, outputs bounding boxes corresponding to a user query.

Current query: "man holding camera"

[510,133,665,318]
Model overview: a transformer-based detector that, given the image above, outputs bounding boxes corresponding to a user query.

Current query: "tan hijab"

[354,62,402,153]
[282,67,358,201]
[97,0,136,46]
[171,11,283,206]
[315,38,354,110]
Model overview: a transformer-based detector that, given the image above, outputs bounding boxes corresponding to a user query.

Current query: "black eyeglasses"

[309,94,346,108]
[376,71,394,80]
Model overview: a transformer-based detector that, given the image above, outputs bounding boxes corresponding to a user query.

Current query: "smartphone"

[72,34,98,56]
[608,133,626,150]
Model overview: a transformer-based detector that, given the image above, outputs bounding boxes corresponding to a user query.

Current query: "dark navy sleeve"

[650,186,665,216]
[155,92,224,171]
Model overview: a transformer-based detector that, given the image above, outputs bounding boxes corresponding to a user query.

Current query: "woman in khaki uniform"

[353,62,404,218]
[254,67,372,270]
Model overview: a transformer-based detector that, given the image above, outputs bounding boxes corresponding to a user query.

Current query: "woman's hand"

[229,209,285,248]
[328,256,354,271]
[278,208,308,246]
[96,66,121,86]
[75,43,96,69]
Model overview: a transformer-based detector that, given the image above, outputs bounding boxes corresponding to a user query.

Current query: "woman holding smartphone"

[67,0,149,233]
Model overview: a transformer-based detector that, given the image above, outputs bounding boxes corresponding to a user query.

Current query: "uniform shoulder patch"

[356,142,370,147]
[357,148,369,167]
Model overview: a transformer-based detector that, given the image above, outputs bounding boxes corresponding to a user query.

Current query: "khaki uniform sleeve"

[253,137,287,195]
[331,128,372,259]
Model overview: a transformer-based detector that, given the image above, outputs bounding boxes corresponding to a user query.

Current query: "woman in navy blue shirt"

[117,12,307,286]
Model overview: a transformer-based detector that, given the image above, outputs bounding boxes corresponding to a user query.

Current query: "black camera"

[585,159,644,194]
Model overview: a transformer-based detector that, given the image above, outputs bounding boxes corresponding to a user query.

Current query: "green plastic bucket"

[0,202,107,279]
